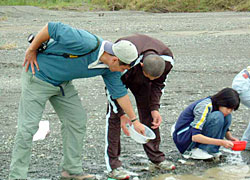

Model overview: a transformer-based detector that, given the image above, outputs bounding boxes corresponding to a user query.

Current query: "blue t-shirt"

[30,22,127,99]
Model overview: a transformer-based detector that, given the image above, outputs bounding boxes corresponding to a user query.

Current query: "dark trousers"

[105,94,165,171]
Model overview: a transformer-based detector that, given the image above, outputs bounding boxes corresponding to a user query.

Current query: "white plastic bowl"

[128,124,156,144]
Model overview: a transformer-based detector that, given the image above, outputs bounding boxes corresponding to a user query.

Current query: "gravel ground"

[1,6,250,180]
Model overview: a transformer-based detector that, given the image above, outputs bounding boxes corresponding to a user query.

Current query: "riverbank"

[0,6,250,179]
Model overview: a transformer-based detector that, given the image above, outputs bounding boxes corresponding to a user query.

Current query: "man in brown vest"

[105,34,175,179]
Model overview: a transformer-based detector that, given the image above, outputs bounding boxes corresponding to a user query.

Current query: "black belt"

[59,85,65,96]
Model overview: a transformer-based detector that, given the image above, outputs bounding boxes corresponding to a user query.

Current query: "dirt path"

[1,6,250,180]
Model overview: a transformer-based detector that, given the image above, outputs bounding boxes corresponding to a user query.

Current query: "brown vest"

[116,34,173,58]
[117,34,174,111]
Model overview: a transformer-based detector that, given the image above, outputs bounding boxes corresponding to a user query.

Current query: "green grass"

[0,0,84,9]
[90,0,250,12]
[0,0,250,12]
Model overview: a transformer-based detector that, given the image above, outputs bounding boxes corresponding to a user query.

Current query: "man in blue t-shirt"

[9,22,145,180]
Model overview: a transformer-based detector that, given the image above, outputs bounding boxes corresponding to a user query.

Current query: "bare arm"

[225,131,239,141]
[117,94,145,135]
[23,24,50,74]
[192,134,234,149]
[116,94,136,120]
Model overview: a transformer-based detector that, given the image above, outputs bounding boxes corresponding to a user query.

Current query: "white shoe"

[61,171,95,180]
[211,151,222,158]
[183,148,213,160]
[108,167,130,180]
[149,160,176,172]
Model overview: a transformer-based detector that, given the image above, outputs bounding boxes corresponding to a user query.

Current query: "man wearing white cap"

[9,22,145,180]
[232,66,250,151]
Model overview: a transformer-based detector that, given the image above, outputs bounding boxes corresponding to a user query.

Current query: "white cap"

[104,40,138,65]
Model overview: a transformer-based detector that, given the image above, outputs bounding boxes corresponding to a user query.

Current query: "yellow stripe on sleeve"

[195,103,212,129]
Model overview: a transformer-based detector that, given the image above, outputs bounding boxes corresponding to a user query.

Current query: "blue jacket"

[173,97,213,153]
[30,22,127,99]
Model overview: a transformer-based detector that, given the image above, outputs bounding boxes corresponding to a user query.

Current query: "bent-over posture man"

[9,22,145,180]
[105,34,175,179]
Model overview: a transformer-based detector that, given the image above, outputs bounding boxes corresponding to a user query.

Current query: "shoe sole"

[61,178,95,180]
[61,174,95,180]
[183,154,213,160]
[149,165,176,172]
[107,175,130,180]
[191,156,213,160]
[182,154,190,159]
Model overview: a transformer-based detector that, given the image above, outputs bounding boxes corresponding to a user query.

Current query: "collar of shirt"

[88,40,109,69]
[161,55,174,66]
[121,55,143,76]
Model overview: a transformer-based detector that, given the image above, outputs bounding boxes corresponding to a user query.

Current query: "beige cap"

[104,40,138,65]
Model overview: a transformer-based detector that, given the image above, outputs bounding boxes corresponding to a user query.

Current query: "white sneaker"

[211,151,222,158]
[149,160,176,172]
[183,148,213,160]
[61,171,95,180]
[108,167,130,180]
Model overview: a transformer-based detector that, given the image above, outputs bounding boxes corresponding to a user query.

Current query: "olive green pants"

[9,70,87,179]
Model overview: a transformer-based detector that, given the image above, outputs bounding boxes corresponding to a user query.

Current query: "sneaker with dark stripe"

[182,148,213,160]
[149,160,176,172]
[108,167,130,180]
